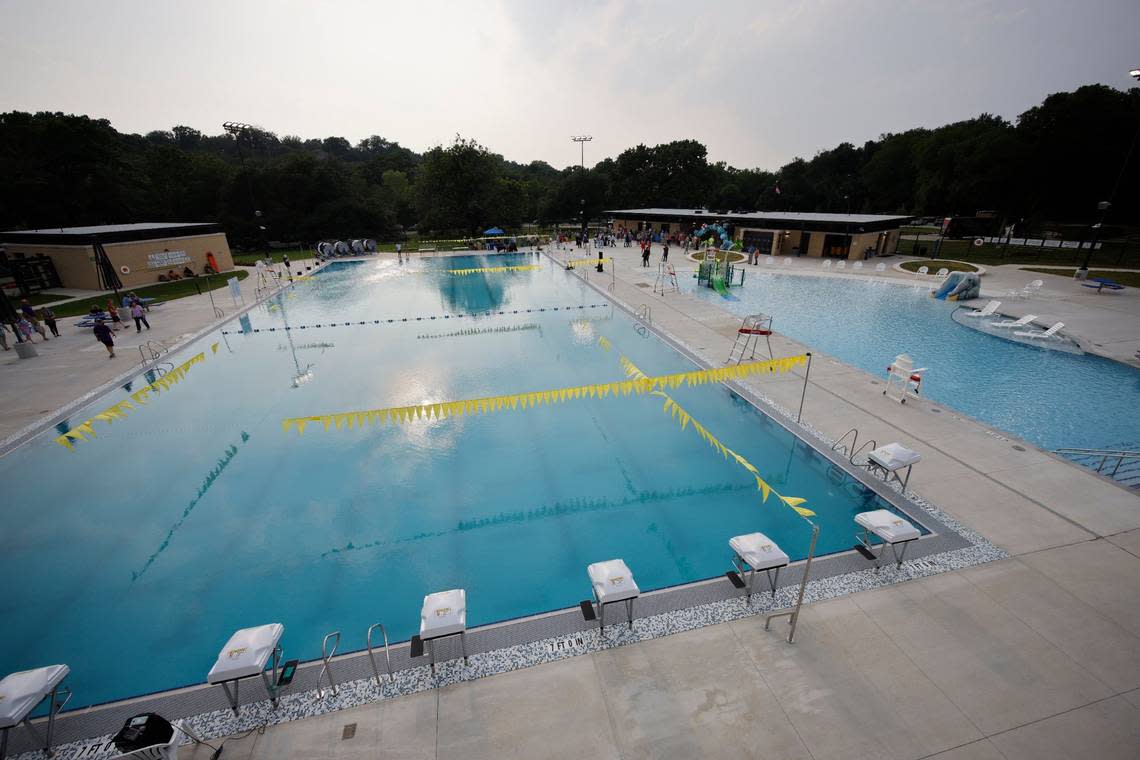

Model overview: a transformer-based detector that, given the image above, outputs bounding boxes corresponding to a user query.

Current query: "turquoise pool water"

[692,270,1140,453]
[0,254,901,707]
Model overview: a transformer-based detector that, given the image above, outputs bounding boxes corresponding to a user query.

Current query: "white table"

[0,664,70,759]
[588,559,639,633]
[866,442,922,490]
[207,624,284,715]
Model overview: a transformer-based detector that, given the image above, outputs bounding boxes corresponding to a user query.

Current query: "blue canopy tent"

[483,227,505,235]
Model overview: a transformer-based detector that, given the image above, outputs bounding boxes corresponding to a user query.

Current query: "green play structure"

[696,257,745,298]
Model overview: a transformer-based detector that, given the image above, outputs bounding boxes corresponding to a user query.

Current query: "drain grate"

[635,282,651,288]
[1012,445,1026,451]
[342,723,357,740]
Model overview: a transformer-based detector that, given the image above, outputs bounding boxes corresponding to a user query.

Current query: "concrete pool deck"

[4,249,1140,759]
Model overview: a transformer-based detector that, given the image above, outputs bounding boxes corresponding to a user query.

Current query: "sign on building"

[146,250,192,269]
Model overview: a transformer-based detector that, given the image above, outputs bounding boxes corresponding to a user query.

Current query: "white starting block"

[588,559,639,633]
[856,509,921,568]
[866,442,922,490]
[420,589,468,674]
[0,664,71,759]
[207,623,284,715]
[729,533,789,601]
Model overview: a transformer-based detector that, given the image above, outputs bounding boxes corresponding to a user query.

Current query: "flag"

[774,182,782,196]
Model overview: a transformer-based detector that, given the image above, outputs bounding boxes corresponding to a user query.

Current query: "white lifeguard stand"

[728,314,773,363]
[0,665,70,760]
[653,262,679,295]
[587,559,639,633]
[206,623,285,715]
[882,353,926,404]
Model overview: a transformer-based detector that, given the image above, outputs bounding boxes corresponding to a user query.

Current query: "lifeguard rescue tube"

[119,265,131,274]
[738,327,772,336]
[206,252,219,272]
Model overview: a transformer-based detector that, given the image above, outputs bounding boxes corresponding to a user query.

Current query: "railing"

[367,622,393,687]
[318,631,340,697]
[137,340,166,365]
[1055,448,1140,481]
[831,427,876,465]
[636,304,652,324]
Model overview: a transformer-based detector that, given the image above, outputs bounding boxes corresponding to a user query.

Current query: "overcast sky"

[2,0,1138,170]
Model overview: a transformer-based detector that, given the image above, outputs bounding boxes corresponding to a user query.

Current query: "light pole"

[223,121,269,261]
[1078,67,1140,275]
[570,135,593,169]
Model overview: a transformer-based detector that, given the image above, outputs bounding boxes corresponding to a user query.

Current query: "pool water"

[0,254,903,708]
[692,271,1140,453]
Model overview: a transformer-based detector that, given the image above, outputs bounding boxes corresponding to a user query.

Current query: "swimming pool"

[1,254,906,707]
[692,270,1140,455]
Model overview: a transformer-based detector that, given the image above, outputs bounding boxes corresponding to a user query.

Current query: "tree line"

[0,83,1136,248]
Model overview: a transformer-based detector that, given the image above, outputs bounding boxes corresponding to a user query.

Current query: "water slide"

[932,272,981,301]
[712,275,738,300]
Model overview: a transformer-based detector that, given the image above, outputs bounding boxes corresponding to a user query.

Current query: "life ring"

[973,238,984,247]
[119,265,131,274]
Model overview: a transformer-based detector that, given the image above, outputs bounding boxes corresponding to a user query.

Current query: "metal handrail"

[636,304,652,324]
[1055,448,1140,478]
[318,631,340,697]
[832,428,858,457]
[366,623,393,687]
[850,439,879,466]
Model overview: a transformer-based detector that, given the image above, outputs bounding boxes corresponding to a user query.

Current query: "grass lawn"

[900,226,940,235]
[899,259,980,273]
[49,270,249,318]
[1020,267,1140,288]
[16,292,73,306]
[895,236,1140,268]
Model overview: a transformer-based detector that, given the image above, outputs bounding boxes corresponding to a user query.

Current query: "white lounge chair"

[1014,321,1064,339]
[107,719,204,760]
[836,260,847,271]
[989,314,1036,329]
[821,259,832,270]
[782,256,792,266]
[916,265,929,276]
[875,262,886,273]
[729,533,789,601]
[936,267,950,277]
[853,261,864,271]
[420,589,468,673]
[855,509,920,569]
[962,300,1001,318]
[588,559,639,633]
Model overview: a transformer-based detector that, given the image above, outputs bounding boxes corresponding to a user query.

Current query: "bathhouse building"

[606,208,911,260]
[0,222,235,293]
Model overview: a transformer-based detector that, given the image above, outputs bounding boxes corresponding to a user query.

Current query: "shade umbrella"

[483,227,505,236]
[93,241,122,297]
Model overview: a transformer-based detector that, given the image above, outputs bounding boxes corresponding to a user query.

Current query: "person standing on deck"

[93,318,115,358]
[130,300,150,332]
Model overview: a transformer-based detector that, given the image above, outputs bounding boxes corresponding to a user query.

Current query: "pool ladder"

[316,622,394,699]
[832,428,877,465]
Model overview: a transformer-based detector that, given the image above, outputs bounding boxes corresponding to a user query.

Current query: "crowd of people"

[1,292,153,360]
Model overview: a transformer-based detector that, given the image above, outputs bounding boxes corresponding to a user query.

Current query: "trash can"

[14,341,37,359]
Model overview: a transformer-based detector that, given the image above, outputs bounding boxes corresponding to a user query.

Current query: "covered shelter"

[0,223,235,294]
[606,208,911,261]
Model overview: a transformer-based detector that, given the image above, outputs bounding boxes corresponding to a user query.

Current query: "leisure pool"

[693,270,1140,456]
[0,254,912,708]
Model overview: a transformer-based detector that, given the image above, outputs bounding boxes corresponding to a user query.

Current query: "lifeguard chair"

[728,314,773,363]
[882,353,927,404]
[653,262,679,295]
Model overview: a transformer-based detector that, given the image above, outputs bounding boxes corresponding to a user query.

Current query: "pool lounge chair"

[1014,321,1064,339]
[1005,279,1044,299]
[106,719,204,760]
[875,262,887,273]
[989,314,1036,329]
[962,300,1001,318]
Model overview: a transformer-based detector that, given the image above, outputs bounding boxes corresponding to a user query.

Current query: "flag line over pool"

[280,354,808,435]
